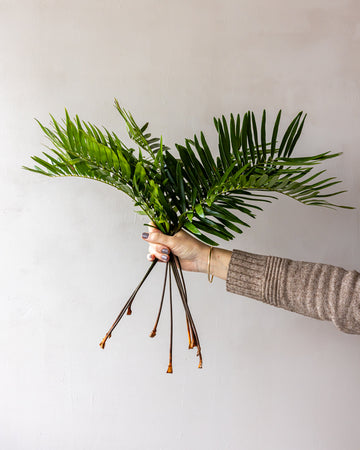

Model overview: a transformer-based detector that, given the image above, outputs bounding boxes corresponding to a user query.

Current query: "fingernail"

[161,248,170,254]
[142,232,149,239]
[161,254,168,261]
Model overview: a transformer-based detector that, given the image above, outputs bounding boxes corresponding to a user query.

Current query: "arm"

[227,249,360,334]
[142,228,360,335]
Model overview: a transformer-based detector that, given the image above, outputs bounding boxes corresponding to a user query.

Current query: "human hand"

[141,224,232,280]
[141,225,210,273]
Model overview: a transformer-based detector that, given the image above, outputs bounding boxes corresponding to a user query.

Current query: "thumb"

[142,226,172,247]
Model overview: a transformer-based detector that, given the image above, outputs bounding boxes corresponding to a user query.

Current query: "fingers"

[141,225,172,262]
[149,243,170,255]
[148,243,170,262]
[147,251,170,262]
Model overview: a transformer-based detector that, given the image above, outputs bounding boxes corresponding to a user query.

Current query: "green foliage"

[24,100,354,244]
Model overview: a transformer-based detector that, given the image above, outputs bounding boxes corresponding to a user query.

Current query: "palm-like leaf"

[24,101,353,245]
[170,110,352,244]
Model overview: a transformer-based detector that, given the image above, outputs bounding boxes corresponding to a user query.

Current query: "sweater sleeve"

[226,249,360,334]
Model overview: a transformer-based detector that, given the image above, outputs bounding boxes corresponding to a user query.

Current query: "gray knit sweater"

[226,249,360,334]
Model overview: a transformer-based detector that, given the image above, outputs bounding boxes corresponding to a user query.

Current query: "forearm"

[197,247,232,280]
[226,249,360,334]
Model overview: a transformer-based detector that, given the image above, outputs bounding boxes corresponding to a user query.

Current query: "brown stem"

[99,253,203,371]
[166,265,173,374]
[99,259,158,349]
[170,255,203,369]
[149,262,169,337]
[127,259,159,314]
[174,255,197,349]
[185,316,192,349]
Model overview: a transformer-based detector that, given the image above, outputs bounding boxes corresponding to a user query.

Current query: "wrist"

[197,246,232,280]
[196,244,211,273]
[211,248,232,280]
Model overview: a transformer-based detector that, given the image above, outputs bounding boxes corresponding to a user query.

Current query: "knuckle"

[148,231,159,243]
[155,243,166,253]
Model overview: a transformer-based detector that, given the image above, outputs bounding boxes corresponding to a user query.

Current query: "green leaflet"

[278,112,302,158]
[195,203,205,218]
[270,110,281,159]
[193,134,216,184]
[134,162,147,189]
[241,112,249,165]
[117,150,131,181]
[260,110,267,162]
[184,222,201,235]
[176,161,186,213]
[200,131,220,180]
[192,219,234,241]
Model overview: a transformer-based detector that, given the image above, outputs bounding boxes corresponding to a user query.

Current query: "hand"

[141,224,232,280]
[141,225,209,272]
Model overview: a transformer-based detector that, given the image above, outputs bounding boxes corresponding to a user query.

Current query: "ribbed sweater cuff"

[226,249,268,301]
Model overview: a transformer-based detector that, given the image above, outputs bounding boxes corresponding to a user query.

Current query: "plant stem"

[170,254,203,369]
[167,266,173,374]
[99,254,202,371]
[99,259,158,349]
[149,262,169,337]
[176,255,194,349]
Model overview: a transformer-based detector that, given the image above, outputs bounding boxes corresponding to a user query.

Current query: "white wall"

[1,0,360,449]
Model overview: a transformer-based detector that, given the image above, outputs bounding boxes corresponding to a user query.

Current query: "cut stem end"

[99,333,111,349]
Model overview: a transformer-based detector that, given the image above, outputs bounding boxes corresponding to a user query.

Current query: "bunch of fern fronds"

[24,99,353,372]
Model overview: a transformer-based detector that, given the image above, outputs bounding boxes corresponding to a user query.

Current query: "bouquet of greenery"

[24,99,353,372]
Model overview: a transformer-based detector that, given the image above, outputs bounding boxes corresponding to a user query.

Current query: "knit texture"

[226,249,360,334]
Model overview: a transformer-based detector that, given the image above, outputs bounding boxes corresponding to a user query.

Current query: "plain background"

[1,0,360,449]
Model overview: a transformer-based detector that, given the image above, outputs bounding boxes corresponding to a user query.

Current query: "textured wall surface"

[1,1,360,449]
